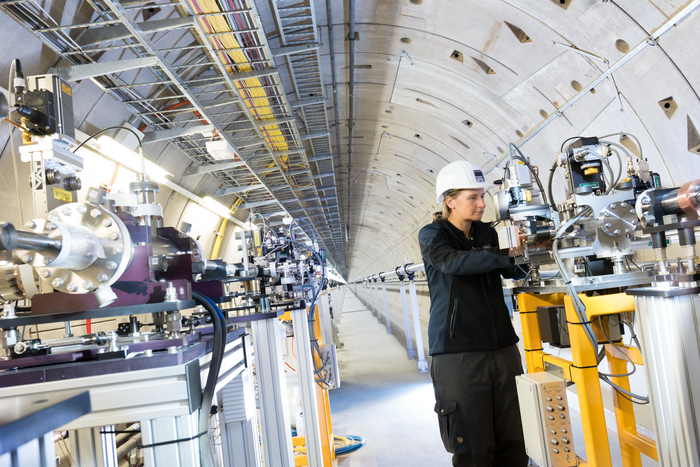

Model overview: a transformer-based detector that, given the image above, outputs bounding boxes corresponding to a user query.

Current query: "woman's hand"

[508,247,523,258]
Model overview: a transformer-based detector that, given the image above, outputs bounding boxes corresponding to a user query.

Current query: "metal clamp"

[395,266,405,282]
[378,273,385,283]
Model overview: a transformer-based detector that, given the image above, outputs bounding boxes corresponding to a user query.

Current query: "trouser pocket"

[434,399,466,454]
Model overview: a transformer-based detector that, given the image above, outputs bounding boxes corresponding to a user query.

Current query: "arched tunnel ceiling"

[2,0,700,281]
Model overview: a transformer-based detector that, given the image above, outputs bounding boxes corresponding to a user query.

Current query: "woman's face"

[446,188,486,223]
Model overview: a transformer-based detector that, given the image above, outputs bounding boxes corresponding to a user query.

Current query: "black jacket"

[418,219,526,355]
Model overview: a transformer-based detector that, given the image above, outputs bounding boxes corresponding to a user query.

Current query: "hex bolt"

[101,219,112,227]
[109,232,119,241]
[96,273,109,282]
[621,202,627,207]
[614,229,621,235]
[42,257,52,265]
[605,223,612,228]
[112,247,123,255]
[630,208,636,214]
[610,204,616,209]
[62,207,72,216]
[21,255,33,263]
[66,282,78,292]
[40,269,51,278]
[632,220,638,225]
[24,221,36,229]
[106,261,117,270]
[90,209,101,218]
[51,278,64,288]
[82,281,94,290]
[77,205,88,214]
[625,229,631,234]
[45,222,56,230]
[604,212,610,217]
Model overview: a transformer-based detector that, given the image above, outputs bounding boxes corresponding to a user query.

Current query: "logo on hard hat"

[473,170,485,183]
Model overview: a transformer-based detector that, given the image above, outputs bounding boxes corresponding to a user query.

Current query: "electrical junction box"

[206,140,239,161]
[516,372,576,467]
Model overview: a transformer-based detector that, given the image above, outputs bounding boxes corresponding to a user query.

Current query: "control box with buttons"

[516,372,576,466]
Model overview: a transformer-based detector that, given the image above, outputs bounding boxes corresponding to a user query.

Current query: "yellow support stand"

[517,291,658,467]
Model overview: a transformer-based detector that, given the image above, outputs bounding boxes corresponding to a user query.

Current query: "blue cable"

[334,435,366,455]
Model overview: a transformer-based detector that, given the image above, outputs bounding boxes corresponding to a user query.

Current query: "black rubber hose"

[547,159,559,212]
[192,292,225,467]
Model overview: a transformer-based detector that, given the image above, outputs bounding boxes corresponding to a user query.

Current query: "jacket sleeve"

[419,224,512,276]
[488,229,529,280]
[500,263,529,280]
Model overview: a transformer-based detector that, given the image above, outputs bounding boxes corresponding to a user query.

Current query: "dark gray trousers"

[431,345,529,467]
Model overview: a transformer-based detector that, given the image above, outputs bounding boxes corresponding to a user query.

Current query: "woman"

[419,160,529,467]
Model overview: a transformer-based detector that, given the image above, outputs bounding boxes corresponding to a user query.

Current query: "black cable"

[73,125,143,153]
[547,159,560,211]
[192,292,225,467]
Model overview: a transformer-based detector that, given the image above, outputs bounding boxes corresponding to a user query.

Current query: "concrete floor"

[329,290,659,467]
[329,291,452,466]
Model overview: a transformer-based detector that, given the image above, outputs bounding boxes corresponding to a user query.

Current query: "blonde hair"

[433,189,463,222]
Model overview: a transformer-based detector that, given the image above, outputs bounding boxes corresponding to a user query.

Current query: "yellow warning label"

[61,82,72,96]
[253,230,261,247]
[53,187,73,202]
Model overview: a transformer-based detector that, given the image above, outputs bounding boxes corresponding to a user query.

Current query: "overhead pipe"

[353,263,425,283]
[346,0,356,236]
[326,0,343,227]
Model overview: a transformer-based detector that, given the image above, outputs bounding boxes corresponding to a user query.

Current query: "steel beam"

[142,125,214,144]
[288,98,326,108]
[214,184,265,196]
[241,199,279,210]
[75,17,195,46]
[184,161,248,177]
[301,131,331,140]
[270,43,321,56]
[48,57,159,82]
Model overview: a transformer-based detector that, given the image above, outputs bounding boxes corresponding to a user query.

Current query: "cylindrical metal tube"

[0,223,60,251]
[116,432,141,458]
[631,286,700,466]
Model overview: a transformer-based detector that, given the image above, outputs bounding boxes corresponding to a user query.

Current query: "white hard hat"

[435,160,494,203]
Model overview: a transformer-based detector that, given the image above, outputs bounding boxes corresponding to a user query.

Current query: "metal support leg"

[364,284,372,315]
[381,281,392,334]
[408,279,429,373]
[291,306,323,467]
[318,293,333,345]
[140,412,200,467]
[250,301,295,467]
[400,281,416,359]
[70,427,110,467]
[218,369,261,467]
[100,425,118,467]
[373,283,383,324]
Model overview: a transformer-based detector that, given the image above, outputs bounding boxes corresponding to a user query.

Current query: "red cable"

[285,362,296,372]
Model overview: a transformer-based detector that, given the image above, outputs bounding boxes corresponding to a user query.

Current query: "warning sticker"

[61,82,72,96]
[53,187,73,202]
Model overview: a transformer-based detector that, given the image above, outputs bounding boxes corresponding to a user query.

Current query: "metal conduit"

[326,0,343,228]
[346,0,355,233]
[353,263,425,283]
